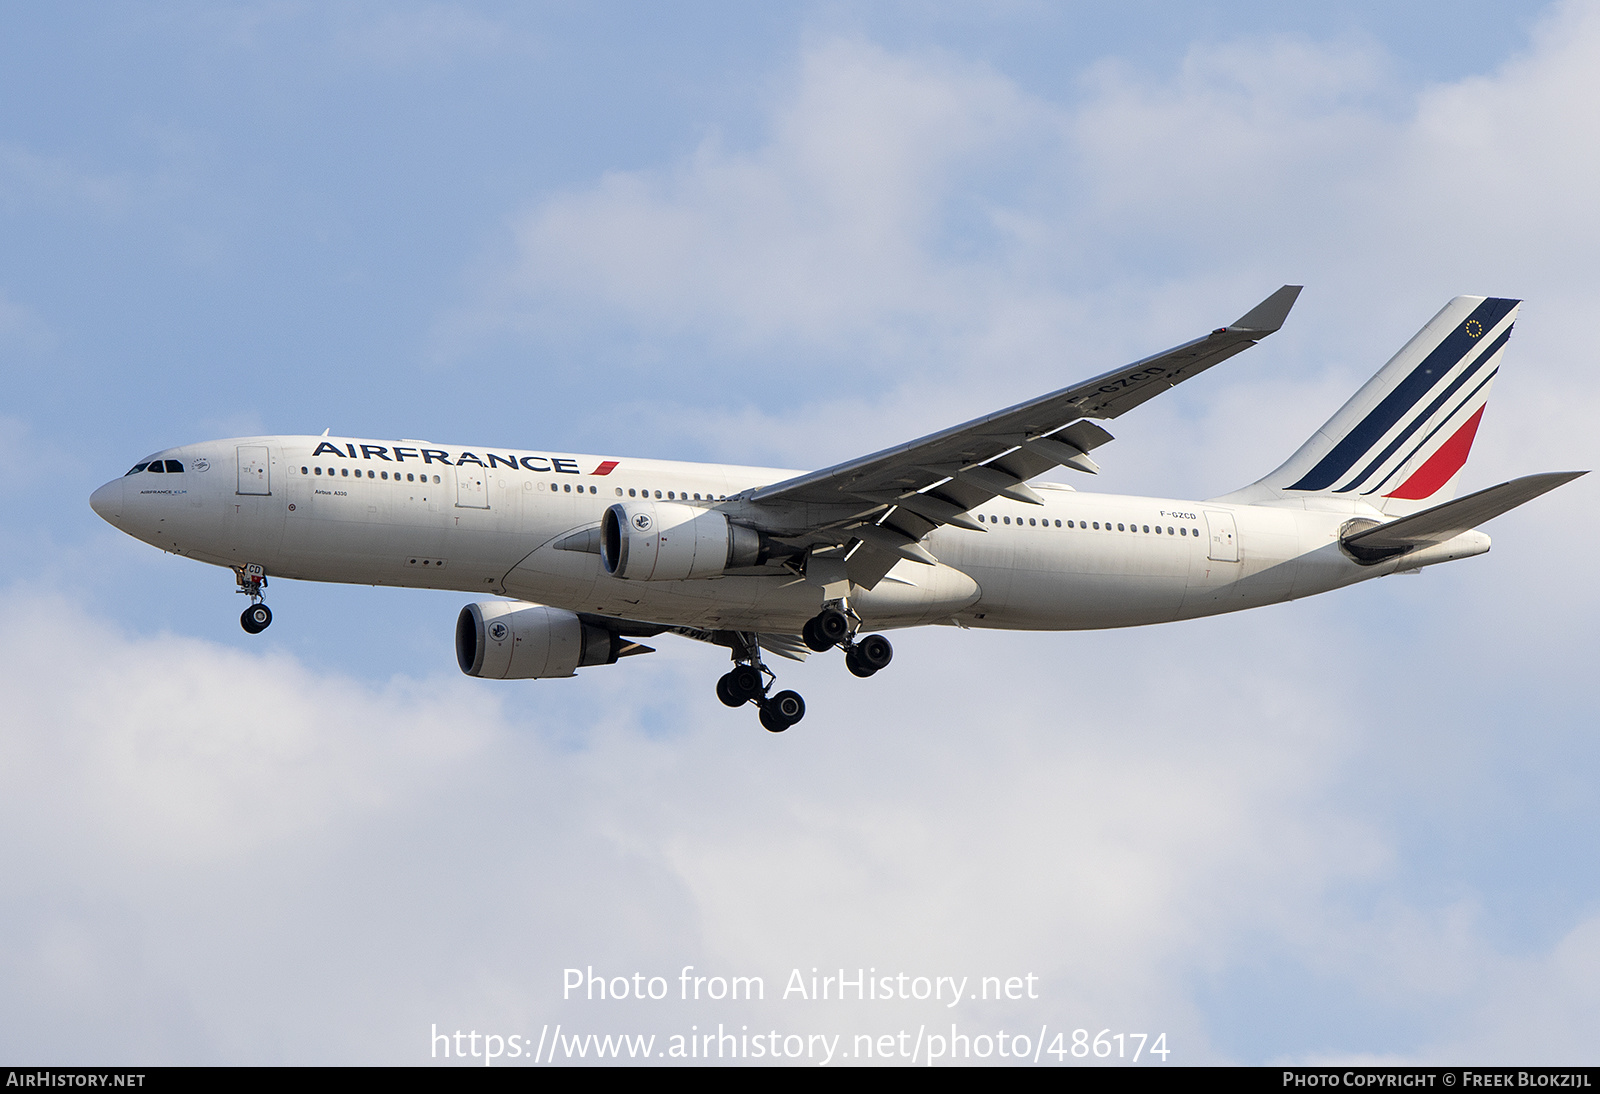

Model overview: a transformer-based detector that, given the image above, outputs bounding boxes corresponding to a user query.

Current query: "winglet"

[1231,285,1303,333]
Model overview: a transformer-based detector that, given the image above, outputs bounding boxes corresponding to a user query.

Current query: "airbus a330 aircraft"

[91,288,1583,731]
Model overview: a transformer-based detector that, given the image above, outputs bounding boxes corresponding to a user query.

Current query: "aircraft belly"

[956,536,1190,630]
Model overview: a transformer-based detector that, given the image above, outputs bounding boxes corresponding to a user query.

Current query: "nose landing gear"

[715,634,806,732]
[234,564,272,634]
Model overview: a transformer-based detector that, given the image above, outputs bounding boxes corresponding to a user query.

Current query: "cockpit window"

[125,463,149,476]
[164,459,184,473]
[146,461,165,473]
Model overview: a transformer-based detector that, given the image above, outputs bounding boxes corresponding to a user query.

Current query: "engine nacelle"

[455,602,622,679]
[600,501,762,580]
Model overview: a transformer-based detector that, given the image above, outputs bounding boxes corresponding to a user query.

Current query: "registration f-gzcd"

[92,289,1585,732]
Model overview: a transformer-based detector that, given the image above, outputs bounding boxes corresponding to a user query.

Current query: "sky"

[2,0,1597,1066]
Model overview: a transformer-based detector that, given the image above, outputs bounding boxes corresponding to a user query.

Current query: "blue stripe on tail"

[1334,324,1511,493]
[1287,297,1518,491]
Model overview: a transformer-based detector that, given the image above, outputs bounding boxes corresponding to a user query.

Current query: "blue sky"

[2,1,1597,1065]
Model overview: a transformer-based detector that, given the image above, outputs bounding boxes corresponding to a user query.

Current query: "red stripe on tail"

[1384,406,1485,500]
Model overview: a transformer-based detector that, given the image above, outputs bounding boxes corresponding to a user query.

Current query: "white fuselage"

[90,435,1491,633]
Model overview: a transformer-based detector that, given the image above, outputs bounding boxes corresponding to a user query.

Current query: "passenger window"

[628,489,636,497]
[654,490,662,499]
[407,473,415,482]
[1028,518,1036,526]
[1117,523,1125,531]
[1155,525,1162,534]
[300,466,308,475]
[315,467,322,475]
[667,491,675,500]
[1142,525,1149,533]
[340,468,348,477]
[1003,516,1010,524]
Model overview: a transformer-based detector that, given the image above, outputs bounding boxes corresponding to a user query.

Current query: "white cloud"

[455,5,1600,501]
[495,39,1043,354]
[4,580,1593,1062]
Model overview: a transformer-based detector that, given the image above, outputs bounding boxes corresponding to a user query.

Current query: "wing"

[740,286,1302,586]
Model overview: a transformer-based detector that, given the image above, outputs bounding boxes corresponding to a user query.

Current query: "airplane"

[90,288,1584,732]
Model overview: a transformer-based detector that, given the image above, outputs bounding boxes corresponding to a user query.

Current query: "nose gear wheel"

[233,564,272,633]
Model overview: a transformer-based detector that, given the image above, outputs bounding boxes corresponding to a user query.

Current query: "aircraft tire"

[758,706,789,733]
[815,609,850,646]
[726,664,764,704]
[856,634,893,671]
[240,604,272,634]
[844,649,877,678]
[716,673,744,708]
[768,690,805,726]
[802,617,831,653]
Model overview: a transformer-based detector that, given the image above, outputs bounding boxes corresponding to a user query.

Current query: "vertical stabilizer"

[1221,296,1519,516]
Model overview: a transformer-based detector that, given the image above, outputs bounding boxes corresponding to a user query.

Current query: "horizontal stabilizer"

[1342,471,1586,561]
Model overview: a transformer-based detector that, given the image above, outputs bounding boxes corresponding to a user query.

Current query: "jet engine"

[600,501,764,580]
[456,601,628,679]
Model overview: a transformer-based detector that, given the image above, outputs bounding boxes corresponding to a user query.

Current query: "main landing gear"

[715,635,806,733]
[802,606,894,678]
[710,607,893,734]
[235,564,273,634]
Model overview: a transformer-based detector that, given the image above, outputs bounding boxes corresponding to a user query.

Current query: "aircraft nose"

[89,478,123,523]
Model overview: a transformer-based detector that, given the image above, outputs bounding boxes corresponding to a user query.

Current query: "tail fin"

[1225,295,1520,515]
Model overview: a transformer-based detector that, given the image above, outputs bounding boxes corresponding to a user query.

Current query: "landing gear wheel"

[770,690,805,725]
[844,648,877,678]
[855,633,893,671]
[240,603,272,634]
[722,664,765,705]
[802,616,829,653]
[758,690,805,732]
[805,608,850,650]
